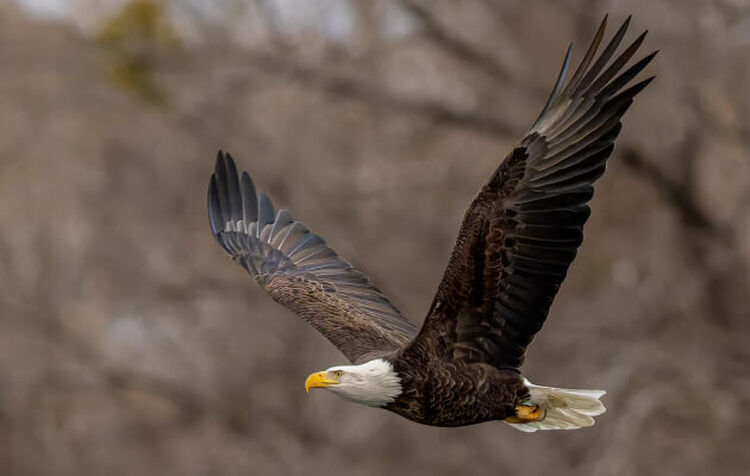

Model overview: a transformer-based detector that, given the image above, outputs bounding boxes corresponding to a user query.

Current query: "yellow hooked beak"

[304,371,340,393]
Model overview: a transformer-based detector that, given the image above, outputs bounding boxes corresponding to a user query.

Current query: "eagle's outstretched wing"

[209,152,417,363]
[408,16,655,369]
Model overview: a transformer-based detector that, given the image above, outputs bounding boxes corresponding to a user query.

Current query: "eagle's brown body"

[388,355,527,427]
[208,16,653,429]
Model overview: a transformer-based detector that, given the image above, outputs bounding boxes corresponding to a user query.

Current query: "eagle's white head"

[304,358,402,407]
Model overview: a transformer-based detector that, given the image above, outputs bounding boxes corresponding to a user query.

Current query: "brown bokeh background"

[1,1,749,475]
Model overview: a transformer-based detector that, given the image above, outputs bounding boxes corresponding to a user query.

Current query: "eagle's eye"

[332,370,343,379]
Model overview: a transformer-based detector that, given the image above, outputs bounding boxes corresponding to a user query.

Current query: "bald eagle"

[208,16,654,431]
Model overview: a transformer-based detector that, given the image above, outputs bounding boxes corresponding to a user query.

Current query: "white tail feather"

[506,379,606,432]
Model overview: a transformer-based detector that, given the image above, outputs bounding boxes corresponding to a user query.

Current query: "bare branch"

[399,0,513,83]
[399,1,548,97]
[620,147,719,234]
[248,52,518,137]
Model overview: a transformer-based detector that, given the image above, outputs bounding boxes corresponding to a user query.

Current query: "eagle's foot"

[505,404,546,423]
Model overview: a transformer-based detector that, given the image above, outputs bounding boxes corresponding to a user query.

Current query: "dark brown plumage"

[208,16,654,429]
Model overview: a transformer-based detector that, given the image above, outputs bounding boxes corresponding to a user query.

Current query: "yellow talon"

[505,404,546,423]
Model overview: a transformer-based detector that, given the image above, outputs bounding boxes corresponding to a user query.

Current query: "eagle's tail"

[505,379,606,432]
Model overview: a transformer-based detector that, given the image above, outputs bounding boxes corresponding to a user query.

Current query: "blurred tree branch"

[400,0,548,96]
[620,135,749,328]
[620,89,741,244]
[399,0,511,83]
[248,52,518,137]
[621,147,719,235]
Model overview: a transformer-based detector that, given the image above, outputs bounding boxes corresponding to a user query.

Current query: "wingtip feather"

[207,175,223,236]
[532,43,573,129]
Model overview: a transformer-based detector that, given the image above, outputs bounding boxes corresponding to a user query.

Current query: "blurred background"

[1,0,749,475]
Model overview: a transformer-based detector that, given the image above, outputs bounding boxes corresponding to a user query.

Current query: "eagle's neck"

[335,358,403,407]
